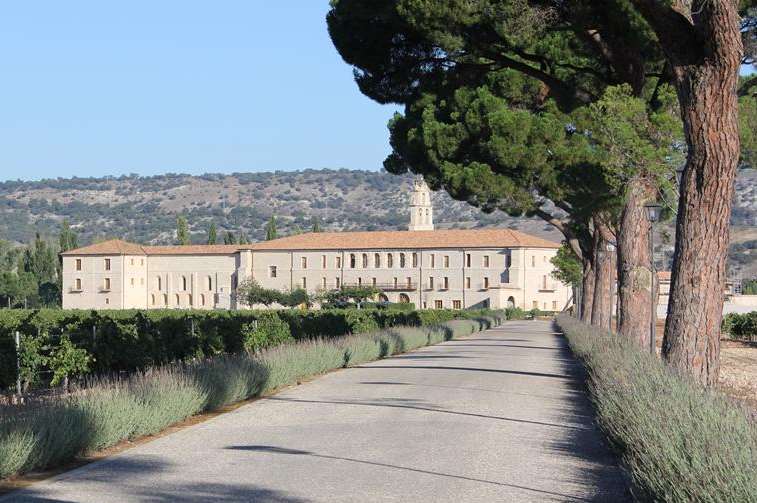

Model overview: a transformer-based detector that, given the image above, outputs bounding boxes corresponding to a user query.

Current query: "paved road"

[3,321,629,502]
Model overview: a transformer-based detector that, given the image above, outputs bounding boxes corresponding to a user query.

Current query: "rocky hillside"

[0,168,754,277]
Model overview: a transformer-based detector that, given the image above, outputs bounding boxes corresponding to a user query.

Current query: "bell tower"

[408,177,434,231]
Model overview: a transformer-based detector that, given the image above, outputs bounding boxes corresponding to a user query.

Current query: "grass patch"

[0,314,503,480]
[556,314,757,502]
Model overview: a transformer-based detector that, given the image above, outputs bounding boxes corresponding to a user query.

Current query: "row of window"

[74,257,146,272]
[295,276,495,290]
[293,253,496,272]
[150,293,209,307]
[536,300,559,311]
[154,276,214,292]
[72,275,218,293]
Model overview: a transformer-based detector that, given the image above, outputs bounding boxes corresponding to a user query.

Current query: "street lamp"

[645,203,662,355]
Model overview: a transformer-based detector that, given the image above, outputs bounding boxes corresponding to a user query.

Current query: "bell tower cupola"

[408,177,434,231]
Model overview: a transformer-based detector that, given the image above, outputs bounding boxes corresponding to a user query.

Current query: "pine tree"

[265,215,278,241]
[238,232,249,244]
[207,222,218,245]
[312,218,322,233]
[223,231,237,245]
[176,215,190,245]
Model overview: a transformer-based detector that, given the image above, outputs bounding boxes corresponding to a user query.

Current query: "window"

[207,276,213,290]
[301,257,308,269]
[387,254,394,268]
[444,255,450,268]
[532,255,536,267]
[105,298,109,305]
[130,258,134,266]
[336,256,342,268]
[544,302,548,310]
[533,300,538,309]
[412,253,418,268]
[406,277,412,287]
[372,277,377,286]
[466,254,471,267]
[130,278,135,286]
[374,253,381,268]
[103,278,111,291]
[141,259,144,266]
[465,277,471,289]
[483,277,489,289]
[393,277,398,288]
[156,276,162,291]
[483,255,490,268]
[543,275,548,289]
[435,300,443,309]
[75,278,82,291]
[302,277,307,289]
[269,266,278,278]
[358,277,362,286]
[163,294,168,305]
[201,294,206,306]
[322,255,327,268]
[552,301,558,310]
[75,259,82,271]
[443,277,449,289]
[543,256,547,263]
[104,258,111,271]
[400,253,406,268]
[430,254,435,268]
[322,277,327,289]
[188,294,193,306]
[350,254,356,268]
[429,276,434,289]
[335,277,341,288]
[423,301,428,309]
[505,251,512,268]
[151,294,156,306]
[453,300,462,310]
[176,294,181,306]
[182,276,188,291]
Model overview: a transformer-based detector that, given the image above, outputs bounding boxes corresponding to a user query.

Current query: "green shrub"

[556,314,757,502]
[0,315,500,479]
[505,307,527,320]
[241,312,292,352]
[722,312,757,340]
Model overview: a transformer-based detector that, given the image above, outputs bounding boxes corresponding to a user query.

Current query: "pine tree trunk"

[617,178,655,346]
[591,223,616,329]
[662,3,742,386]
[580,259,595,322]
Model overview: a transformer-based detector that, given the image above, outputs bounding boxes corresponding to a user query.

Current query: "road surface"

[3,320,629,502]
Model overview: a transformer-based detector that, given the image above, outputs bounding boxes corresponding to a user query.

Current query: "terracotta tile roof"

[249,228,560,251]
[61,228,560,256]
[61,239,146,256]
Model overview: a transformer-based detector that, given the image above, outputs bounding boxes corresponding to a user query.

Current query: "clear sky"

[0,2,399,181]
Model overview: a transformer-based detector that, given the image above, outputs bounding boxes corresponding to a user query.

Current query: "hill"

[0,168,754,278]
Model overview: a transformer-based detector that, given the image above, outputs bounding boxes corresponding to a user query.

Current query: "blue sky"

[0,2,399,181]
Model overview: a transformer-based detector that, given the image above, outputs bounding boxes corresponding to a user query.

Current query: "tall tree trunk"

[580,259,595,322]
[662,3,742,386]
[617,178,655,347]
[591,222,616,329]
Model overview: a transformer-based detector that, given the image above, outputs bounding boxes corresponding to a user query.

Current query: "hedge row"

[0,307,504,390]
[722,311,757,340]
[0,314,505,480]
[556,315,757,502]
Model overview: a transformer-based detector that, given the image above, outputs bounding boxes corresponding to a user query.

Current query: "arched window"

[175,294,180,306]
[387,254,393,268]
[378,293,388,303]
[374,253,381,268]
[151,294,156,306]
[399,293,410,303]
[156,276,162,291]
[182,276,188,291]
[200,294,206,306]
[350,254,356,268]
[362,253,368,268]
[188,294,193,306]
[507,296,516,309]
[207,276,212,290]
[399,253,406,268]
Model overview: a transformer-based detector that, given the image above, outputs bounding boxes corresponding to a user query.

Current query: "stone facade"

[62,184,571,311]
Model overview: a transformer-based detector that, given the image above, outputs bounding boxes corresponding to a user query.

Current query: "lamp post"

[645,203,662,355]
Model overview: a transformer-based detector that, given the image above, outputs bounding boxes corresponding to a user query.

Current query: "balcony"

[342,282,417,292]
